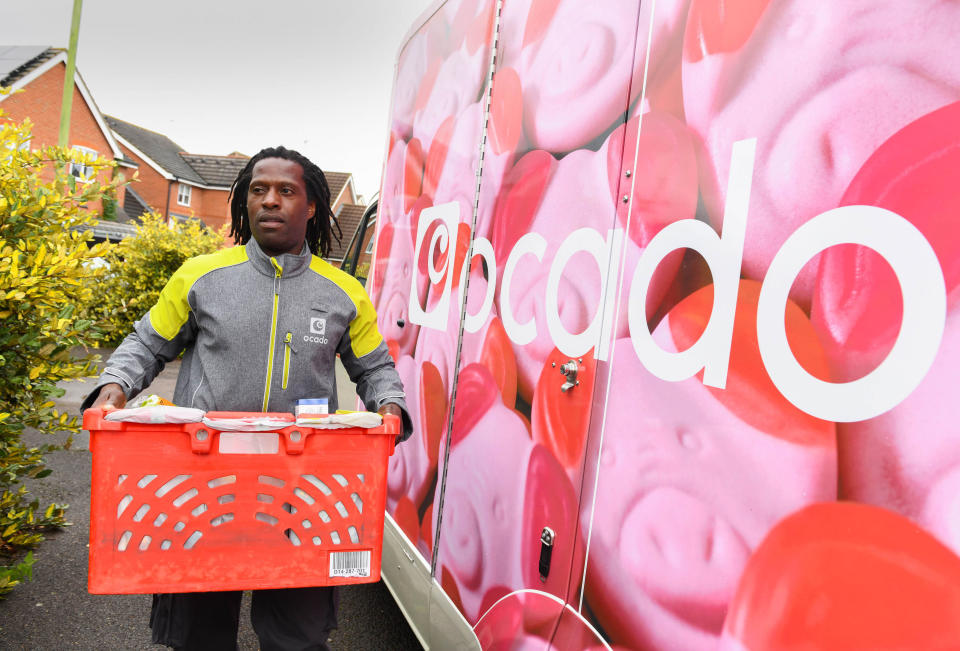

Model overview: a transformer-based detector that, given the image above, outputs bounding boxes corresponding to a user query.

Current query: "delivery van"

[365,0,960,648]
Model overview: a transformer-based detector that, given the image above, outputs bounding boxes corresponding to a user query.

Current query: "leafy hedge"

[0,93,117,595]
[88,211,225,347]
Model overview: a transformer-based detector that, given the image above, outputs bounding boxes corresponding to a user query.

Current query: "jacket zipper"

[282,332,293,390]
[262,258,283,411]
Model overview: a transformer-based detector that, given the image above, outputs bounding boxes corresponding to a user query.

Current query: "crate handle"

[380,414,399,456]
[82,406,123,431]
[283,429,305,455]
[179,415,400,455]
[191,427,213,454]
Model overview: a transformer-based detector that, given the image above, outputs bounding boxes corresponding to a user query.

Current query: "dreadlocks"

[229,145,342,257]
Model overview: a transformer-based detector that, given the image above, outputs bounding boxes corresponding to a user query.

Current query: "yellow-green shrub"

[89,211,225,346]
[0,90,118,595]
[354,261,370,281]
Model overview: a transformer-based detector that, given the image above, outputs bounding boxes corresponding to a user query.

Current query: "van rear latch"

[539,527,554,582]
[559,360,579,392]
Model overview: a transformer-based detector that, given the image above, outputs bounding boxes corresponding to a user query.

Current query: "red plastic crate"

[83,409,398,594]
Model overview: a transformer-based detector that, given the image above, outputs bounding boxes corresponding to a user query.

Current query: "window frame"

[68,145,97,183]
[177,182,192,207]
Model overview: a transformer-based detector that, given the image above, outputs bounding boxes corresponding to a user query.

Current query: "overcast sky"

[1,0,435,201]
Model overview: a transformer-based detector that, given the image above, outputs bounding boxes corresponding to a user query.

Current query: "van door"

[370,0,505,646]
[418,0,668,647]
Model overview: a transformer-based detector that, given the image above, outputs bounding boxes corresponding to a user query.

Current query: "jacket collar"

[245,238,313,278]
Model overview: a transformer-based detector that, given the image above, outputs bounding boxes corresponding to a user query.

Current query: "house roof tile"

[181,153,250,188]
[325,171,351,205]
[105,115,206,184]
[0,46,57,86]
[122,185,150,221]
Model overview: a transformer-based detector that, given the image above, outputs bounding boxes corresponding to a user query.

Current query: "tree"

[0,90,117,595]
[88,212,226,347]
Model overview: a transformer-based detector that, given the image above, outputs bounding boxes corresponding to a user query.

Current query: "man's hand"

[378,402,403,444]
[91,383,127,411]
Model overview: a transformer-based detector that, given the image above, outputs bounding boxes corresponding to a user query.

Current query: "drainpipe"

[165,178,176,224]
[58,0,83,147]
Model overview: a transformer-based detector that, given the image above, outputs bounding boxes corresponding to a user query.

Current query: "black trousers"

[149,586,338,650]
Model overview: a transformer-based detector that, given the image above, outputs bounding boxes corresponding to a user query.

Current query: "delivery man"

[82,145,410,650]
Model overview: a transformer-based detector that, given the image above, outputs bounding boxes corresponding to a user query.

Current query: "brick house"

[105,115,248,232]
[107,117,368,263]
[1,45,370,264]
[0,45,136,239]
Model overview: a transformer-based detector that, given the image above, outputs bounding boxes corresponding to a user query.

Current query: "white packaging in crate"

[296,398,328,418]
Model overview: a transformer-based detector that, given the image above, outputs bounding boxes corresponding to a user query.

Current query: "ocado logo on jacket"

[305,317,328,344]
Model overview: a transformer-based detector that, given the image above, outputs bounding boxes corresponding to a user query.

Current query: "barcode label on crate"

[329,550,371,578]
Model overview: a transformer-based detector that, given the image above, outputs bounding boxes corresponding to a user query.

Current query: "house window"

[177,183,192,207]
[365,236,375,254]
[68,146,97,182]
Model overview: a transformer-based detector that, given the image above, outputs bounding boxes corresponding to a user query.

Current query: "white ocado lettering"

[303,335,329,345]
[408,139,947,423]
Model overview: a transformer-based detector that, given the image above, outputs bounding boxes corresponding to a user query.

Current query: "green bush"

[101,194,118,222]
[0,90,117,596]
[89,212,225,347]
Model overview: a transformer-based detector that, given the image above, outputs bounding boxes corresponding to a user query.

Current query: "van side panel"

[577,1,960,650]
[426,0,639,638]
[373,0,960,649]
[371,0,506,646]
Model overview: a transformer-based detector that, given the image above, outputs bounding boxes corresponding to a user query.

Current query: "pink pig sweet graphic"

[511,0,692,152]
[585,280,836,650]
[491,110,697,401]
[370,221,423,357]
[812,102,960,555]
[392,28,433,141]
[440,0,496,56]
[432,98,519,242]
[387,355,446,515]
[721,503,960,651]
[414,270,518,407]
[412,30,489,153]
[432,364,582,625]
[682,0,960,307]
[379,137,424,229]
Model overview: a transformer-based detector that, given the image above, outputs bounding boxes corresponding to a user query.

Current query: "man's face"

[247,157,316,257]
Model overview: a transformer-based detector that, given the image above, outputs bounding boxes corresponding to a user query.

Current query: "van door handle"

[539,527,554,582]
[559,359,579,392]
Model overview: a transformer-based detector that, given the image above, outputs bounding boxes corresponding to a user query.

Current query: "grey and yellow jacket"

[82,239,411,440]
